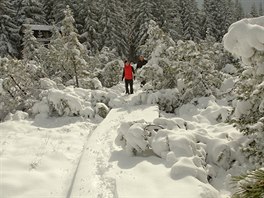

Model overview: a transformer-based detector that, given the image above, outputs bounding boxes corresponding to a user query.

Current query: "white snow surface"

[223,16,264,63]
[1,82,249,198]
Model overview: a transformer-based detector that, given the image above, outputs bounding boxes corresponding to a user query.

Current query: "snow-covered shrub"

[40,78,58,90]
[97,47,119,65]
[32,87,94,118]
[4,111,29,121]
[152,89,181,113]
[100,59,123,88]
[223,16,264,168]
[0,59,44,120]
[66,77,102,90]
[115,121,150,155]
[95,103,109,118]
[138,21,227,107]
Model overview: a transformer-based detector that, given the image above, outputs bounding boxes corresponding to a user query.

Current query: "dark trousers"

[125,79,133,94]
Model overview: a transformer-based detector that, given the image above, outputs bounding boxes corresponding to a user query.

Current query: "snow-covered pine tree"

[43,24,65,78]
[203,0,229,42]
[231,168,264,198]
[0,58,42,119]
[21,25,42,62]
[97,0,128,58]
[223,17,264,168]
[138,20,177,90]
[175,40,224,103]
[130,0,157,57]
[224,0,236,33]
[78,0,102,53]
[50,0,69,24]
[101,59,123,88]
[15,0,47,25]
[259,1,263,17]
[234,0,244,21]
[0,0,20,57]
[161,0,183,41]
[178,0,201,41]
[249,2,258,18]
[60,5,89,87]
[42,0,55,23]
[233,51,264,168]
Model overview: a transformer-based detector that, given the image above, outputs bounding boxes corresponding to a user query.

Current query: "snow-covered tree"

[77,0,101,53]
[100,59,123,88]
[21,25,42,62]
[0,0,20,57]
[203,0,230,42]
[234,0,244,21]
[0,58,44,120]
[224,17,264,168]
[130,0,157,56]
[97,0,128,57]
[43,25,64,78]
[259,1,263,17]
[162,0,182,41]
[15,0,47,25]
[249,2,258,18]
[60,6,90,87]
[178,0,201,41]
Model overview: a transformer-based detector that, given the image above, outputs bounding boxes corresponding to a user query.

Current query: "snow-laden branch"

[223,16,264,63]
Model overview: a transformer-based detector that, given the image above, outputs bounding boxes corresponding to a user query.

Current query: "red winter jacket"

[122,64,135,80]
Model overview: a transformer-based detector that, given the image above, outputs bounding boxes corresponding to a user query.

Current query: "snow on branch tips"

[223,16,264,64]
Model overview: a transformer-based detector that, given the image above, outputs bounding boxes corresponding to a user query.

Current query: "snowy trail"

[0,116,96,198]
[69,105,159,198]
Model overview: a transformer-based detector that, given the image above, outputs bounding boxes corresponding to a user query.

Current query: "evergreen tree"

[21,25,41,62]
[203,0,228,42]
[130,0,157,57]
[0,0,20,57]
[233,50,264,168]
[231,168,264,198]
[50,0,69,24]
[101,59,123,88]
[179,0,201,41]
[234,0,244,21]
[249,2,258,17]
[15,0,47,25]
[60,6,89,87]
[97,0,128,58]
[259,1,263,16]
[44,24,64,78]
[224,0,236,31]
[162,0,183,41]
[0,58,42,115]
[42,0,56,23]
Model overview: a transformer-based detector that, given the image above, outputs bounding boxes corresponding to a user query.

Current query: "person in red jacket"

[122,60,135,94]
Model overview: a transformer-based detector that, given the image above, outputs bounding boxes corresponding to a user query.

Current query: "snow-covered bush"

[0,59,44,120]
[115,121,151,156]
[32,87,95,118]
[100,59,123,88]
[116,99,238,184]
[138,21,227,107]
[224,16,264,168]
[95,103,109,118]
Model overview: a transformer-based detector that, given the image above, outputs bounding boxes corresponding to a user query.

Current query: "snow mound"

[223,16,264,63]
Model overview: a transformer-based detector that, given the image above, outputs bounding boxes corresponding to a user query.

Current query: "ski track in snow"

[69,105,159,198]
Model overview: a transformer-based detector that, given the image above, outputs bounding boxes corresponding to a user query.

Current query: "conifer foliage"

[231,168,264,198]
[0,0,20,57]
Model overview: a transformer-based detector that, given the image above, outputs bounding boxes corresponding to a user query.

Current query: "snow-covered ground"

[0,81,249,198]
